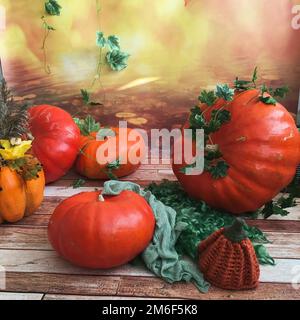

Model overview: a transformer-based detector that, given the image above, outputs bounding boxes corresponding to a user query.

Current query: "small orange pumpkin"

[198,218,260,290]
[0,156,45,223]
[76,127,146,180]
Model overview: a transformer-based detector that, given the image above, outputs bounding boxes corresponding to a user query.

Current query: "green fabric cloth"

[102,180,210,293]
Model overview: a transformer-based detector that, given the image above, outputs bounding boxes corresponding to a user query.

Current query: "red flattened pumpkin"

[48,190,155,269]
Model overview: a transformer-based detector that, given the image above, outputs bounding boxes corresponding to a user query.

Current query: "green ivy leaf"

[72,179,86,189]
[254,245,276,266]
[252,66,258,85]
[208,160,229,179]
[107,159,120,170]
[96,128,116,141]
[96,31,106,48]
[45,0,62,16]
[261,201,289,219]
[198,90,217,106]
[215,84,234,101]
[106,50,130,71]
[74,115,100,136]
[80,89,90,104]
[259,95,277,105]
[189,106,206,129]
[272,86,289,99]
[211,109,231,124]
[107,35,120,51]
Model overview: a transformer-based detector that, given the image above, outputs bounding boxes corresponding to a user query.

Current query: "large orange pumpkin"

[0,157,45,223]
[48,190,155,269]
[172,89,300,214]
[76,127,146,180]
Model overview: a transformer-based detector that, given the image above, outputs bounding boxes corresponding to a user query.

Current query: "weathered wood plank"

[247,220,300,233]
[3,273,299,300]
[117,276,300,300]
[7,212,300,234]
[61,163,172,180]
[4,273,119,296]
[52,169,176,186]
[1,228,299,259]
[0,292,43,300]
[0,248,299,283]
[43,294,173,300]
[0,249,152,277]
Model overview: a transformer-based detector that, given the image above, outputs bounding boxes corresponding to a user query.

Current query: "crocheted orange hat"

[198,218,260,290]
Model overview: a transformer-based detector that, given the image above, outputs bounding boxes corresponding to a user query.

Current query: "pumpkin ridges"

[48,190,155,269]
[198,220,260,290]
[0,167,26,223]
[198,228,223,253]
[48,192,98,252]
[241,241,260,288]
[25,170,45,216]
[173,87,300,214]
[76,128,145,180]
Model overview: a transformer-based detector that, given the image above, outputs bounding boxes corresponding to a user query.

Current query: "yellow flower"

[0,140,32,160]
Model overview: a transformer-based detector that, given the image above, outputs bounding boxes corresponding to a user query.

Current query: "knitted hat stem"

[223,218,248,242]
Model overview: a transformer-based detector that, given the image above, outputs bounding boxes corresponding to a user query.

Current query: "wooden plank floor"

[0,162,299,300]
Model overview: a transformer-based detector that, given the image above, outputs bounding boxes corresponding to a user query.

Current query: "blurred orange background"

[0,0,299,128]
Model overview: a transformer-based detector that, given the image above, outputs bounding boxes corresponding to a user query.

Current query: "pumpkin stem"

[98,194,105,202]
[223,218,248,242]
[205,144,219,153]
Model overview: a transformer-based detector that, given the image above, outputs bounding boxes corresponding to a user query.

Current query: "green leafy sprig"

[73,115,101,136]
[45,0,62,16]
[183,83,233,179]
[41,1,61,74]
[234,67,289,105]
[72,178,86,189]
[146,180,274,266]
[104,159,120,180]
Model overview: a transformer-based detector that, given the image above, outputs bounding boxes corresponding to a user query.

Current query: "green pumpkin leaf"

[254,245,276,266]
[261,201,289,219]
[107,35,121,51]
[198,90,217,106]
[103,159,121,180]
[272,86,289,99]
[211,109,231,124]
[107,159,120,170]
[208,160,229,179]
[189,106,206,129]
[45,0,62,16]
[74,115,100,136]
[252,66,258,85]
[106,50,130,71]
[96,128,116,141]
[96,31,106,48]
[80,89,90,105]
[72,179,86,189]
[259,95,277,105]
[215,84,234,101]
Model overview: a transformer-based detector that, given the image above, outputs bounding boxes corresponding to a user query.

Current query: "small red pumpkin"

[48,190,155,269]
[173,89,300,214]
[29,105,80,184]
